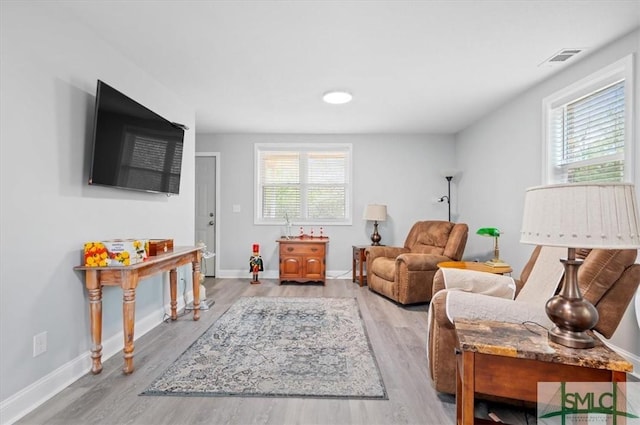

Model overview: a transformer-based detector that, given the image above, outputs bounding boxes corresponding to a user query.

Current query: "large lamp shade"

[520,182,640,348]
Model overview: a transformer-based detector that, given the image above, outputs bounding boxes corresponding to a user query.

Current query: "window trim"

[541,54,634,184]
[254,143,353,226]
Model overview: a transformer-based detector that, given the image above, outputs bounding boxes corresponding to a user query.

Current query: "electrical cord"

[521,320,548,336]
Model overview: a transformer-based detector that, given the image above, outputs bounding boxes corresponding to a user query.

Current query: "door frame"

[195,152,221,277]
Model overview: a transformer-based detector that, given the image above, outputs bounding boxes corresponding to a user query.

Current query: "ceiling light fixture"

[323,91,353,105]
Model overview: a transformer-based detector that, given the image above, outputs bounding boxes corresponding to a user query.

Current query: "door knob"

[209,221,214,226]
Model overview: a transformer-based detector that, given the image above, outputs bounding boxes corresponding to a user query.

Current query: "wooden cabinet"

[277,237,329,284]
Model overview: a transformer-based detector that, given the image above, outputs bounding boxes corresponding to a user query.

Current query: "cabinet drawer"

[279,243,325,256]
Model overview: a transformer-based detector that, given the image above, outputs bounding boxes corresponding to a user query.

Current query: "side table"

[352,245,368,287]
[438,261,512,275]
[454,319,632,425]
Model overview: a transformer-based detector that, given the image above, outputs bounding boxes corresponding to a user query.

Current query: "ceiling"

[57,0,640,134]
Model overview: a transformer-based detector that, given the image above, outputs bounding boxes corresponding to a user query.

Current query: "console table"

[454,319,631,425]
[74,246,202,375]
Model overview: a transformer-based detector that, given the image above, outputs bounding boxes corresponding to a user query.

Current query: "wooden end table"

[454,319,632,425]
[438,261,512,274]
[352,245,369,286]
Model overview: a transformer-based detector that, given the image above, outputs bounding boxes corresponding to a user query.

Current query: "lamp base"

[484,260,510,268]
[548,326,596,349]
[545,250,599,349]
[370,221,382,246]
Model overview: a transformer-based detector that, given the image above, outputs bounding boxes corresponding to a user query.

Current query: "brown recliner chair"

[428,246,640,395]
[366,221,468,305]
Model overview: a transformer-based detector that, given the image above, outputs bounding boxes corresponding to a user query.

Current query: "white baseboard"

[0,294,192,425]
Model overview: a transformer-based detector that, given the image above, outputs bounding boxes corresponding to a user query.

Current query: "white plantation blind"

[256,144,352,224]
[550,80,625,183]
[544,56,633,185]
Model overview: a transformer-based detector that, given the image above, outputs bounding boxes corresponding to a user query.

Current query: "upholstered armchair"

[427,246,640,395]
[366,221,468,305]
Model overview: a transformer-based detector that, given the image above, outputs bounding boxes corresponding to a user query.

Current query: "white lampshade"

[520,183,640,249]
[363,204,387,222]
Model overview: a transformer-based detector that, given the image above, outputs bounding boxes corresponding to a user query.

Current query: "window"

[255,144,352,225]
[543,55,634,184]
[118,128,183,194]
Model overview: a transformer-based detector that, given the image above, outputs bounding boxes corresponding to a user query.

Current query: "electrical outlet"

[33,331,47,357]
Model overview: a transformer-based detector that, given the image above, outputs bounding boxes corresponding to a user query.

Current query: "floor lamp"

[438,170,457,222]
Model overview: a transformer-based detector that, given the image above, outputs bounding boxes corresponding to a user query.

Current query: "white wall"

[196,134,456,277]
[455,29,640,359]
[0,1,196,419]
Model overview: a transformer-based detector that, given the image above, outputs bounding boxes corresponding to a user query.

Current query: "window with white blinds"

[255,144,352,225]
[543,55,634,184]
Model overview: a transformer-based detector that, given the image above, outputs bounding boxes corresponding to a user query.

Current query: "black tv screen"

[88,80,184,195]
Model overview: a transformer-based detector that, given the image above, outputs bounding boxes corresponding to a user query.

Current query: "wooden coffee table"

[438,261,512,274]
[454,319,632,425]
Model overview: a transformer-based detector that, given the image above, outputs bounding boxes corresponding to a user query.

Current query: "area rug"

[141,296,387,399]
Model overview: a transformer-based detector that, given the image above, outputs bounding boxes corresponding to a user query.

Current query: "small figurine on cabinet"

[249,243,264,284]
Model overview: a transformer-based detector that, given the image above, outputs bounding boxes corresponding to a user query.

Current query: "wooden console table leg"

[192,257,201,321]
[169,268,178,320]
[86,270,103,374]
[122,271,138,374]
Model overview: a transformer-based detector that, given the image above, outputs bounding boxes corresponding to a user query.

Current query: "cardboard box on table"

[83,239,148,267]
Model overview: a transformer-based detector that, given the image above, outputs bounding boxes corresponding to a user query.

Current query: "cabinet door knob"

[287,247,294,252]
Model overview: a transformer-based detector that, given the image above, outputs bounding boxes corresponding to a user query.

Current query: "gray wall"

[0,1,196,413]
[196,134,456,277]
[455,29,640,360]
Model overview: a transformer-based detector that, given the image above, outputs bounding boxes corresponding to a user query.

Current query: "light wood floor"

[17,278,535,425]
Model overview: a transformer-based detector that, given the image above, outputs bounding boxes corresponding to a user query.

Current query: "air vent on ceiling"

[539,48,585,67]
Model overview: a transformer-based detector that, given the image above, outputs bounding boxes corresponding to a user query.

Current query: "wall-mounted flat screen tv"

[88,80,185,195]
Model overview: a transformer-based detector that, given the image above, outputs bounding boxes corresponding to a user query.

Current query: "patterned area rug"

[141,296,387,399]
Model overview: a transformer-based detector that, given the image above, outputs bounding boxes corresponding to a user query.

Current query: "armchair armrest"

[365,246,408,266]
[443,291,552,327]
[433,268,516,299]
[396,253,450,271]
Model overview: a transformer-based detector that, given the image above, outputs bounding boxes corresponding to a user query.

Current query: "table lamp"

[476,227,509,267]
[363,204,387,246]
[520,183,640,348]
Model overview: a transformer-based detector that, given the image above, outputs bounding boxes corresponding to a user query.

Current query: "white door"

[195,155,216,276]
